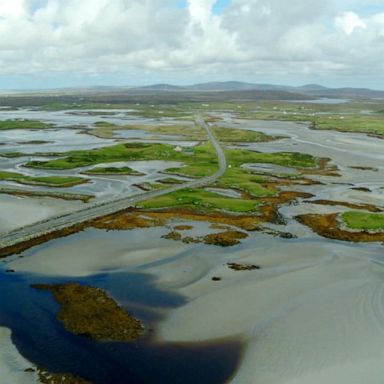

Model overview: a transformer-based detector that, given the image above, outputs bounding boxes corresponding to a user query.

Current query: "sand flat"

[0,327,36,384]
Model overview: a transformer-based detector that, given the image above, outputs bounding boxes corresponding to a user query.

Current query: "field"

[82,166,143,176]
[137,188,260,213]
[0,171,86,188]
[89,121,204,140]
[341,211,384,231]
[0,119,52,130]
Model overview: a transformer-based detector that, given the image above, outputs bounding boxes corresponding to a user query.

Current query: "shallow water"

[0,128,114,154]
[288,98,350,104]
[0,110,198,202]
[1,232,244,383]
[0,194,83,234]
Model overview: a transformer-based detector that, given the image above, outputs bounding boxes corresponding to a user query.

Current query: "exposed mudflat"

[0,194,83,233]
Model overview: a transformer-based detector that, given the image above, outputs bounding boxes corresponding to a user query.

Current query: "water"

[0,267,243,384]
[288,98,350,104]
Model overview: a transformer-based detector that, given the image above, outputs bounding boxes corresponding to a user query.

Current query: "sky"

[0,0,383,90]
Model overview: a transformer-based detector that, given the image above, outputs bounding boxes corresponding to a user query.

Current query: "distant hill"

[189,81,261,91]
[135,84,186,91]
[132,81,384,99]
[297,84,329,91]
[2,81,384,105]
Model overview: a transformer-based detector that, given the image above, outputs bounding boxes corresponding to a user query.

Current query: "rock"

[227,263,260,271]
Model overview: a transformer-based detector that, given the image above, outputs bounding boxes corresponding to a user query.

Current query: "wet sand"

[6,225,384,383]
[0,327,36,384]
[0,194,83,234]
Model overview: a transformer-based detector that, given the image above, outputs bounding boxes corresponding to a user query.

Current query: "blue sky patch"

[213,0,230,14]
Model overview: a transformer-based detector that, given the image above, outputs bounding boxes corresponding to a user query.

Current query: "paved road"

[0,114,227,250]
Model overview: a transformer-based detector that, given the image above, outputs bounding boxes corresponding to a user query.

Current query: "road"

[0,114,227,250]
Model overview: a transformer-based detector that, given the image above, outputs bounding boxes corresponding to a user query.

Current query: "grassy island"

[0,171,86,188]
[341,211,384,231]
[0,119,52,130]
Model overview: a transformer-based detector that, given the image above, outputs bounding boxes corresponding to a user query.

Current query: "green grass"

[0,119,52,130]
[158,177,185,185]
[225,148,317,169]
[82,166,143,176]
[212,126,276,142]
[25,142,218,177]
[342,211,384,231]
[135,182,168,191]
[215,149,317,196]
[217,167,273,197]
[42,102,135,111]
[131,106,193,119]
[138,188,260,213]
[313,115,384,136]
[231,101,384,137]
[21,124,318,199]
[0,171,86,187]
[89,121,204,140]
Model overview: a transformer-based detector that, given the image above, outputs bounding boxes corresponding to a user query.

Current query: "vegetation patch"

[341,211,384,231]
[296,213,384,242]
[312,115,384,136]
[0,171,87,188]
[229,100,384,137]
[161,147,319,197]
[37,368,90,384]
[174,225,194,230]
[25,142,218,178]
[32,283,144,342]
[0,187,93,202]
[0,119,52,130]
[227,262,260,271]
[304,199,382,213]
[88,121,204,140]
[214,149,319,197]
[162,231,182,241]
[22,140,322,200]
[349,166,378,172]
[212,126,280,142]
[161,228,248,247]
[158,177,185,185]
[17,140,53,145]
[82,166,144,176]
[351,187,371,192]
[92,209,261,232]
[217,167,273,197]
[226,149,317,169]
[202,230,248,246]
[137,188,260,213]
[134,182,168,192]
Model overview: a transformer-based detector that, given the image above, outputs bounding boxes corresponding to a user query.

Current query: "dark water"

[0,269,244,383]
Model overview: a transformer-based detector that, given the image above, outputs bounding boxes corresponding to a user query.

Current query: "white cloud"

[0,0,25,18]
[335,12,366,35]
[0,0,383,88]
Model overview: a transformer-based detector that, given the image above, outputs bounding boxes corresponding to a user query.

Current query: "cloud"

[335,12,366,35]
[0,0,25,18]
[0,0,383,88]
